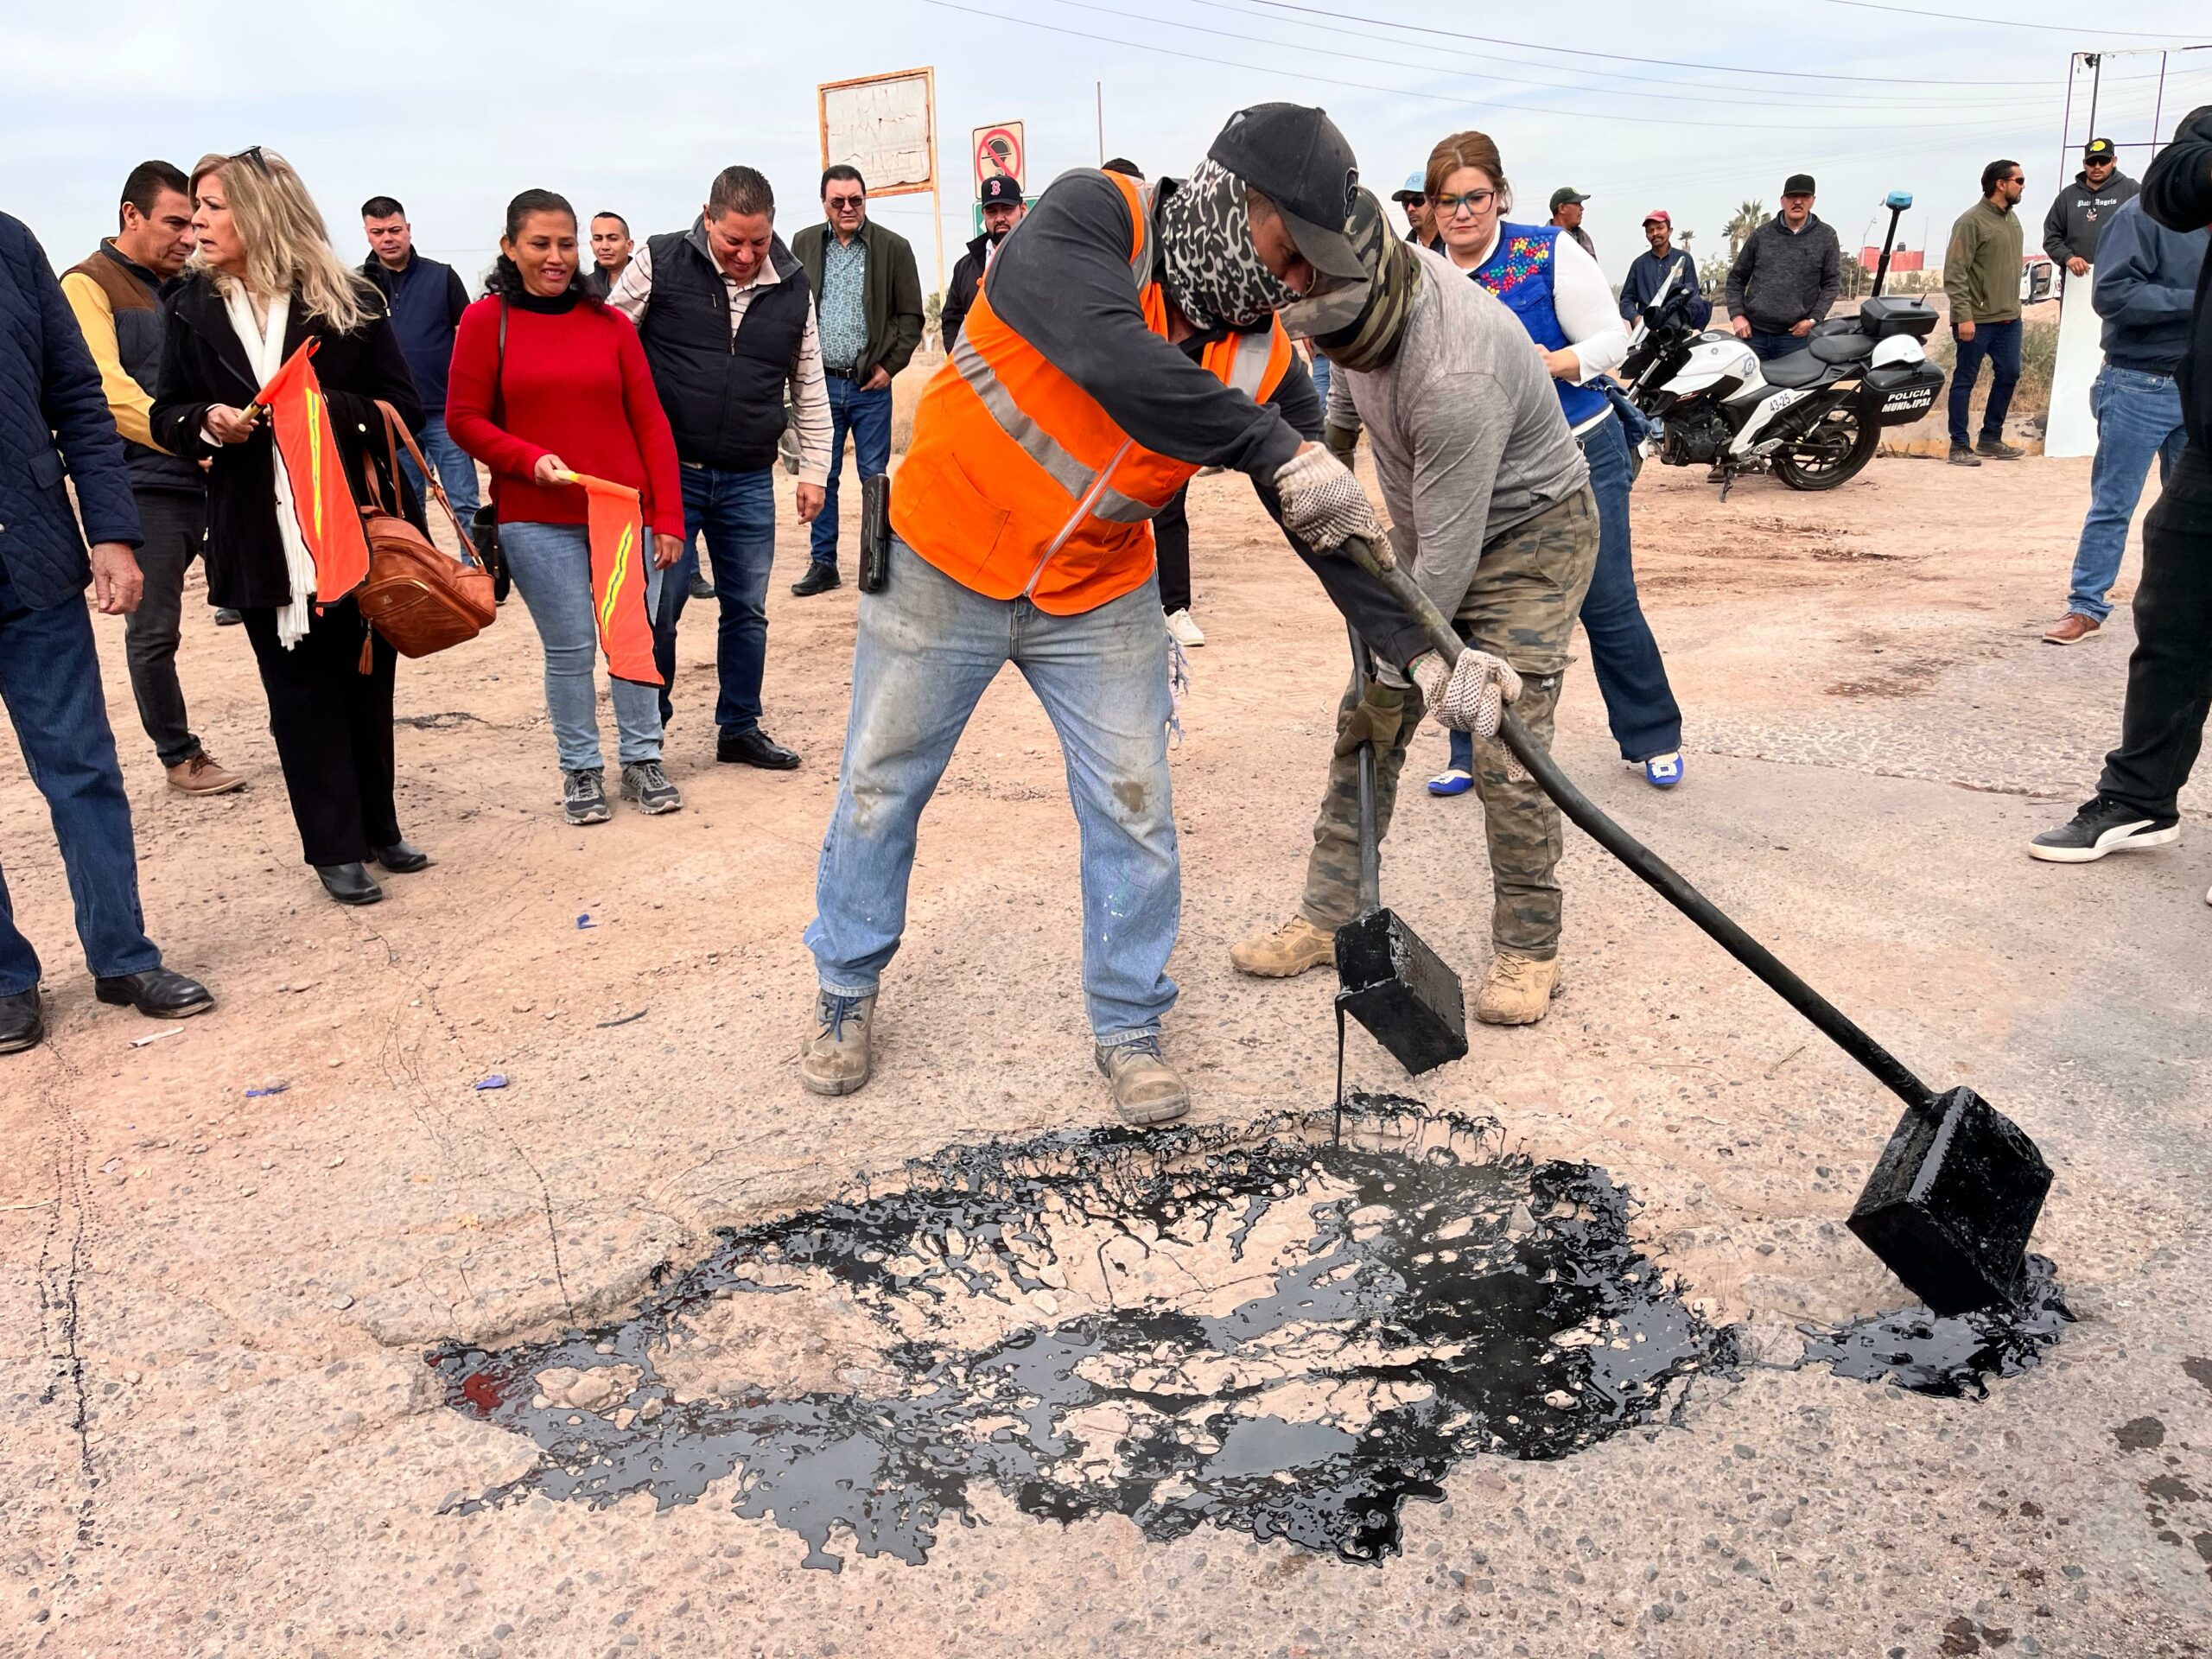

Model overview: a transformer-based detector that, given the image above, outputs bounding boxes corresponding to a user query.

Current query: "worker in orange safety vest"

[800,105,1453,1126]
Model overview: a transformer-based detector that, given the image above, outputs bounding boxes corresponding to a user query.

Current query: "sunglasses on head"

[227,145,270,175]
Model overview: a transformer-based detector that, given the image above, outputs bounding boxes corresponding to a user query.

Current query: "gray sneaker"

[563,767,611,825]
[1095,1034,1191,1126]
[620,760,682,815]
[800,991,874,1096]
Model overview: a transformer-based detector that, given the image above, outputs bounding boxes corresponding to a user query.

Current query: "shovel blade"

[1334,908,1468,1077]
[1847,1086,2052,1316]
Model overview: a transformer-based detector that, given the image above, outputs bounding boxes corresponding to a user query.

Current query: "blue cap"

[1393,171,1425,201]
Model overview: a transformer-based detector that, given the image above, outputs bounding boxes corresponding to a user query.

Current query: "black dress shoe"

[0,988,43,1053]
[93,968,213,1020]
[790,563,841,597]
[687,573,716,601]
[214,607,243,626]
[316,862,385,905]
[370,839,431,873]
[716,728,801,770]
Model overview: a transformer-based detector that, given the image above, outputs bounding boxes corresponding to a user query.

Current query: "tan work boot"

[166,750,245,796]
[1095,1036,1191,1126]
[1230,914,1335,978]
[1472,953,1563,1026]
[799,990,874,1096]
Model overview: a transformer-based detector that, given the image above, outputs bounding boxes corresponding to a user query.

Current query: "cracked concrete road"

[2,450,2208,1657]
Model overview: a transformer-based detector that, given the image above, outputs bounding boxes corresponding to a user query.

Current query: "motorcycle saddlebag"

[1866,359,1946,424]
[1857,296,1939,340]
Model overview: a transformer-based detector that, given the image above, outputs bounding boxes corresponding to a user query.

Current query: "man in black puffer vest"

[61,162,245,796]
[607,166,831,769]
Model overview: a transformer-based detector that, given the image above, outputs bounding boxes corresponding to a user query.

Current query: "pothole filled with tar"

[430,1096,1739,1569]
[1797,1254,2074,1399]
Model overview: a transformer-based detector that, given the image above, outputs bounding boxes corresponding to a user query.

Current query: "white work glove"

[1273,443,1386,554]
[1408,648,1522,738]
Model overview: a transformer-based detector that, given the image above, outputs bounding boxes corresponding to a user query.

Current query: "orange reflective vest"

[891,170,1294,614]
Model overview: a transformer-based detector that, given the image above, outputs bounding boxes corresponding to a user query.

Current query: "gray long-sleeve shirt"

[1724,213,1842,333]
[1326,248,1588,624]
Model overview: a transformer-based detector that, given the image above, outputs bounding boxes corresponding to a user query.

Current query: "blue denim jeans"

[499,521,665,772]
[808,375,893,570]
[2066,365,2190,623]
[1747,328,1803,362]
[805,539,1179,1043]
[1948,317,2022,448]
[397,413,482,524]
[1452,412,1680,772]
[655,464,777,734]
[0,567,162,993]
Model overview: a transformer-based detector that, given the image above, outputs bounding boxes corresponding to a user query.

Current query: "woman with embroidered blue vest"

[1423,130,1685,796]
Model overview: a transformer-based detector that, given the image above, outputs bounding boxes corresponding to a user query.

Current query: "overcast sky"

[10,0,2210,296]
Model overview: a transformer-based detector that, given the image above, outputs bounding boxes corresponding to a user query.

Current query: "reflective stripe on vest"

[890,168,1294,613]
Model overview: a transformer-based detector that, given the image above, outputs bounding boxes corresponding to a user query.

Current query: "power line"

[1237,0,2093,87]
[1811,0,2209,42]
[923,0,2033,131]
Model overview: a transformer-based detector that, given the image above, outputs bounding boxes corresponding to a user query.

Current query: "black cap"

[979,174,1023,206]
[1206,102,1364,283]
[2082,137,2116,162]
[1548,187,1590,211]
[1783,173,1816,196]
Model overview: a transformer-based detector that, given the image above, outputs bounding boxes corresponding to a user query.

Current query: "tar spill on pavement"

[1796,1254,2074,1399]
[429,1096,1738,1570]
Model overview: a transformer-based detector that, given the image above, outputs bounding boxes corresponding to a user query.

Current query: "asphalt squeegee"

[1338,533,2051,1316]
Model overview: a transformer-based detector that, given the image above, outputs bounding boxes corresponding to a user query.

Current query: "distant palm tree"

[1675,227,1696,252]
[1725,200,1771,258]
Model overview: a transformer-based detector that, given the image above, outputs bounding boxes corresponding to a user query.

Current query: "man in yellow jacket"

[800,105,1491,1124]
[61,161,245,796]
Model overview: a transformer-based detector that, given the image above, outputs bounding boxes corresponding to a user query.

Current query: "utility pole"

[1096,82,1104,164]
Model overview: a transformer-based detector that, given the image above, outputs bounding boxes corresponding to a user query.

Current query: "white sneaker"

[1166,608,1206,648]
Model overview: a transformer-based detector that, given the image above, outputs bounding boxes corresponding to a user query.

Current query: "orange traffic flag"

[255,339,371,604]
[566,472,663,687]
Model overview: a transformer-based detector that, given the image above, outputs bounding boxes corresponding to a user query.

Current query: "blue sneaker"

[1642,752,1684,789]
[1427,768,1474,797]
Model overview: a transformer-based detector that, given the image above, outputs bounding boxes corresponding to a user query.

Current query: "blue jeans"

[805,539,1179,1043]
[1948,318,2022,448]
[499,521,665,771]
[1747,328,1803,362]
[1309,352,1332,411]
[0,568,162,994]
[2066,365,2190,623]
[1452,413,1680,772]
[808,375,893,570]
[655,465,776,734]
[397,413,481,524]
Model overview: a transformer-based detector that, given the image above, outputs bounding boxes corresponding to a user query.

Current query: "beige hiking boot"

[799,990,874,1096]
[1230,914,1335,978]
[166,750,245,796]
[1472,953,1563,1026]
[1095,1036,1191,1126]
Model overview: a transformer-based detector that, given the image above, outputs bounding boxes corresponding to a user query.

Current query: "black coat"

[941,232,990,353]
[150,273,425,611]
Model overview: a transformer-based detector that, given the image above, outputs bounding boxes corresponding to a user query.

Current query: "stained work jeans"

[806,540,1179,1042]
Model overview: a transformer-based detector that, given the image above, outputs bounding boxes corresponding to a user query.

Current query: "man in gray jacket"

[2042,137,2139,281]
[1724,175,1842,361]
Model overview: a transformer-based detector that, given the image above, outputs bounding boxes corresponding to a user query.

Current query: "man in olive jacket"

[1944,158,2028,465]
[790,167,925,594]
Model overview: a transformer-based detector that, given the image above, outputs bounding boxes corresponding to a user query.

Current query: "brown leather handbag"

[352,401,496,667]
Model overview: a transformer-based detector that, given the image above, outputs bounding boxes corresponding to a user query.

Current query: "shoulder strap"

[492,299,506,427]
[367,399,477,557]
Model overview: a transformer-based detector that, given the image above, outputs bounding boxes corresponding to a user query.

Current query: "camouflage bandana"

[1153,159,1299,331]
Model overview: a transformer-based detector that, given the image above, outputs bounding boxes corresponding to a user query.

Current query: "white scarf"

[221,287,315,647]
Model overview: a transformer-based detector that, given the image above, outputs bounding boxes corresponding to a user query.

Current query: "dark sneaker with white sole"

[620,760,682,814]
[2027,795,2180,863]
[563,767,612,825]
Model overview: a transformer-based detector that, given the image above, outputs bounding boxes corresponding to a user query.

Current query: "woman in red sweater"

[448,190,686,825]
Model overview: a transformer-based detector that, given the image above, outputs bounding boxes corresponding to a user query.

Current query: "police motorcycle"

[1620,193,1947,495]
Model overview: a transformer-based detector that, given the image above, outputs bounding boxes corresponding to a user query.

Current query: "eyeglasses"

[1429,188,1496,219]
[227,145,270,175]
[826,194,865,212]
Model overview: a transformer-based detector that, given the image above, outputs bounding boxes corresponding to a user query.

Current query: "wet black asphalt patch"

[429,1096,2064,1570]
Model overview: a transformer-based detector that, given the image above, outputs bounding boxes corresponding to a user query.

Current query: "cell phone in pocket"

[859,474,891,594]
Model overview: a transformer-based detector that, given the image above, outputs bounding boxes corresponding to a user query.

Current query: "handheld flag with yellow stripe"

[565,472,663,687]
[255,339,371,604]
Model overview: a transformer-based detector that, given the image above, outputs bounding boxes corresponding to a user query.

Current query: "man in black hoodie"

[2042,137,2138,281]
[940,173,1025,351]
[2030,107,2212,880]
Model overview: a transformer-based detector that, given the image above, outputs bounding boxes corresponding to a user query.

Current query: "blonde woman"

[151,149,431,907]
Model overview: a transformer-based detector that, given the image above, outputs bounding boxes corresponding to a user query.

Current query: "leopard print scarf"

[1153,159,1298,332]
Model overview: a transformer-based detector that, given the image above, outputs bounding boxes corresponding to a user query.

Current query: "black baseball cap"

[1783,173,1817,196]
[979,174,1023,206]
[2082,137,2117,162]
[1207,102,1364,282]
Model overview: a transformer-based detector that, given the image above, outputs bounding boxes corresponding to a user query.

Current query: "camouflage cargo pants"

[1298,488,1600,959]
